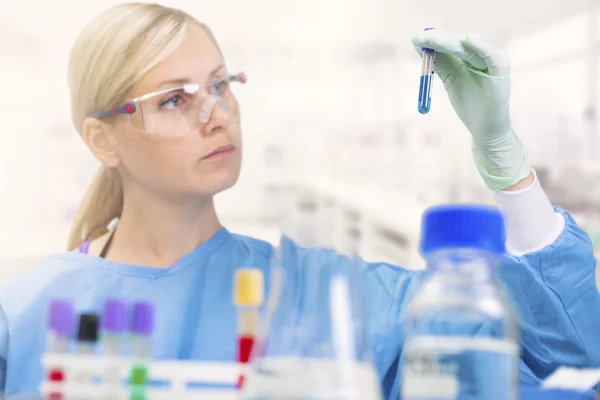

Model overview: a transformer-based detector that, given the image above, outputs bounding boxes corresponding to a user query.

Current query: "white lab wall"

[1,0,600,280]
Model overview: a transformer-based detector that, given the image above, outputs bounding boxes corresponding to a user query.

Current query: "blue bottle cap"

[420,204,506,255]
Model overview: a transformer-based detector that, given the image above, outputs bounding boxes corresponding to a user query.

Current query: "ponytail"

[67,166,123,250]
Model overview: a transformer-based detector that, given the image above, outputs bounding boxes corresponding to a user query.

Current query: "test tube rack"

[41,353,245,400]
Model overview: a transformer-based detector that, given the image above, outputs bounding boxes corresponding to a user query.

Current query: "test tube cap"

[422,27,435,52]
[77,313,99,342]
[129,364,149,385]
[48,300,74,337]
[131,301,154,336]
[104,298,127,333]
[234,268,264,307]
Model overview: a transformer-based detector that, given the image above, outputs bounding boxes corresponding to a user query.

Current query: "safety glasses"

[89,73,247,137]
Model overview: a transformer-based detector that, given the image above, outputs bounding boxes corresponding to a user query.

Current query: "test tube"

[73,313,99,395]
[418,28,436,114]
[129,302,154,400]
[130,301,154,359]
[234,268,264,389]
[102,299,127,397]
[46,300,74,398]
[48,300,74,354]
[103,299,127,356]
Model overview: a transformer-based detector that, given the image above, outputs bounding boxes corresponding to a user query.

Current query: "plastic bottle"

[401,204,519,400]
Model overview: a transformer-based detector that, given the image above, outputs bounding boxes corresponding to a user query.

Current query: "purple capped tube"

[103,299,127,356]
[130,301,154,358]
[103,299,128,393]
[47,300,74,353]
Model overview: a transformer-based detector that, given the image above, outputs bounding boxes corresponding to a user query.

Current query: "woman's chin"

[196,168,241,196]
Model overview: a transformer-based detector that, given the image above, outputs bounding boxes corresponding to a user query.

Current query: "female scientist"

[0,2,598,399]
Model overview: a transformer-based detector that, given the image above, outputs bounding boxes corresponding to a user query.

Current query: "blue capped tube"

[418,29,436,114]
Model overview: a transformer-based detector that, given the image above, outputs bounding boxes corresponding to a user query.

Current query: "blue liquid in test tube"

[418,28,436,114]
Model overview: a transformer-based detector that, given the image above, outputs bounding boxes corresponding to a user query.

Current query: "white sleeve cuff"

[494,169,565,256]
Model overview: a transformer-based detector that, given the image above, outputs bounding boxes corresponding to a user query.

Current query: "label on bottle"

[401,336,519,400]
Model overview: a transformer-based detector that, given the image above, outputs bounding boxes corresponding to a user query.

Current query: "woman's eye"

[159,94,184,110]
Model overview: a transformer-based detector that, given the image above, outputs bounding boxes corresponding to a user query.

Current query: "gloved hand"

[412,29,531,191]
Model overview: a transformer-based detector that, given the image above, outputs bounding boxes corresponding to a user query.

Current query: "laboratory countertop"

[13,387,598,400]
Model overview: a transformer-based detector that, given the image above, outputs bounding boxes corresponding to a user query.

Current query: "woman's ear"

[82,118,121,168]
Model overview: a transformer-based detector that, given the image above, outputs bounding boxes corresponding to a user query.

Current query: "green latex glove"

[412,29,530,191]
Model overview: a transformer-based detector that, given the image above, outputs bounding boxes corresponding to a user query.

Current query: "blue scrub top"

[0,208,599,399]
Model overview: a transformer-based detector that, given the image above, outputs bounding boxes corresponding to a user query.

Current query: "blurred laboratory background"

[1,0,599,280]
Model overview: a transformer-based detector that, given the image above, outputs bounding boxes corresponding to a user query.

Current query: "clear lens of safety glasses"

[199,95,229,123]
[89,73,247,137]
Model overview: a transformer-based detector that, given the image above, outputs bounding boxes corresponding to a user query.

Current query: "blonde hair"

[67,3,219,250]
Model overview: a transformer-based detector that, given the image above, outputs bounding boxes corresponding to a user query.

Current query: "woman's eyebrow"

[154,64,227,90]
